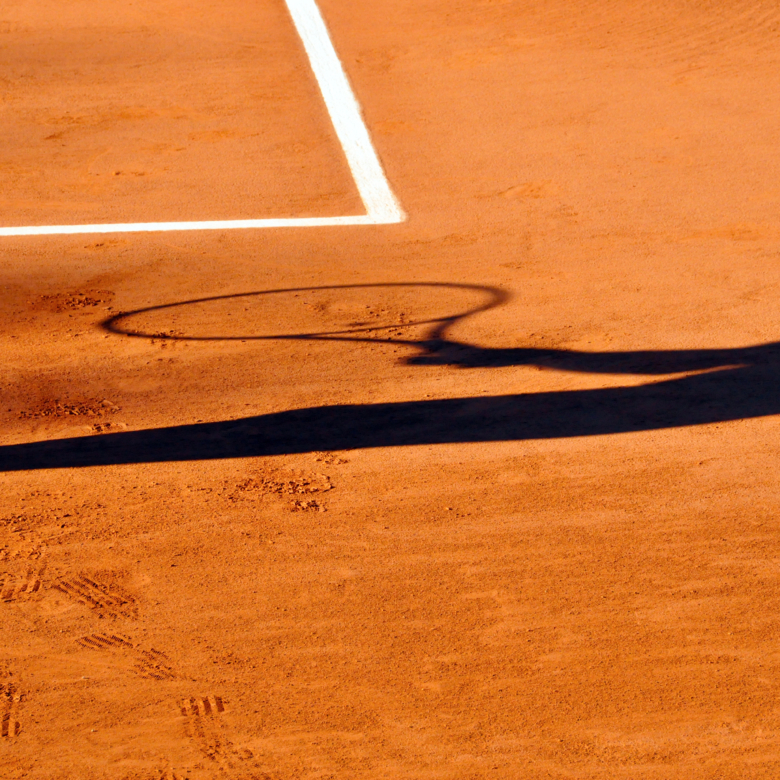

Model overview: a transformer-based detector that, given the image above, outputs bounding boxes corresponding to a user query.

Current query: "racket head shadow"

[103,282,509,345]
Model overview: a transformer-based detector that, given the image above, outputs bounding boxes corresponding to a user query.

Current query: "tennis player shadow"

[1,282,779,471]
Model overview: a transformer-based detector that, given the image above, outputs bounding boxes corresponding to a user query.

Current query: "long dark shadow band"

[0,364,773,472]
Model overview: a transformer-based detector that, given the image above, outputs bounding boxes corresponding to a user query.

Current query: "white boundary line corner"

[0,0,404,237]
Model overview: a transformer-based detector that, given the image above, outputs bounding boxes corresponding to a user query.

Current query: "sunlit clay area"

[2,1,780,778]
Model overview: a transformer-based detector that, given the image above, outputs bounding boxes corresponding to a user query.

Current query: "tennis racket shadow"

[101,281,509,355]
[3,283,780,471]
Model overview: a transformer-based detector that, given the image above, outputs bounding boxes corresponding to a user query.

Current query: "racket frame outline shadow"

[102,282,509,346]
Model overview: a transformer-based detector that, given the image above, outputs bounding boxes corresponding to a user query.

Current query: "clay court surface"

[3,0,780,777]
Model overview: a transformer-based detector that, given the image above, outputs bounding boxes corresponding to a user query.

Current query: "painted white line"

[2,215,395,237]
[0,0,404,238]
[286,0,404,224]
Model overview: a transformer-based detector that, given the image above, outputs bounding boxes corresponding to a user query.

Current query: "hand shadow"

[1,282,776,472]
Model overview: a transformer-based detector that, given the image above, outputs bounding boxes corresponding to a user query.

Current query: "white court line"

[0,0,404,237]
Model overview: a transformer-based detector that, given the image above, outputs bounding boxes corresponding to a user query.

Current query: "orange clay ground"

[2,1,780,778]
